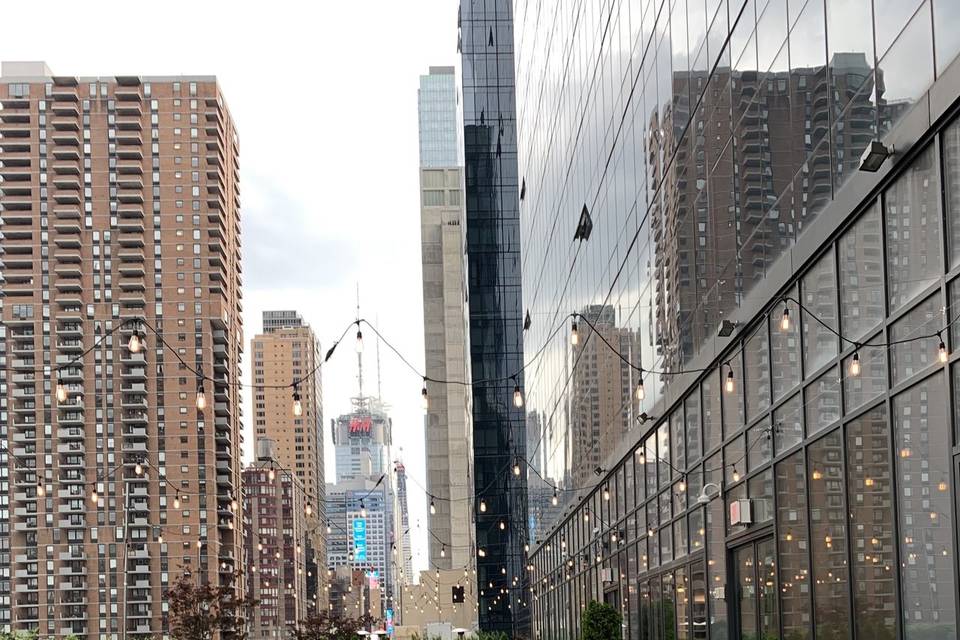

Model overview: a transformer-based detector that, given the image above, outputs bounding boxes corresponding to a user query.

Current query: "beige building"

[417,66,475,572]
[250,309,326,611]
[397,569,477,631]
[0,62,244,635]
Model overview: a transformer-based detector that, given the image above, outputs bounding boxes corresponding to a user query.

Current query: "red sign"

[349,417,373,434]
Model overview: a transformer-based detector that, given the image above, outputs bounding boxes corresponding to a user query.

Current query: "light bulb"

[128,331,142,353]
[780,306,790,331]
[513,384,524,408]
[195,387,206,410]
[678,477,687,493]
[441,545,446,558]
[571,320,579,345]
[292,390,303,417]
[732,468,741,483]
[725,368,735,394]
[268,468,275,481]
[231,499,238,511]
[258,542,263,551]
[500,520,506,531]
[360,500,366,518]
[636,378,645,401]
[849,351,861,377]
[421,382,429,410]
[551,490,558,506]
[636,449,646,465]
[939,339,949,363]
[135,461,143,476]
[56,381,68,403]
[174,494,181,510]
[36,482,45,497]
[326,523,332,534]
[479,499,487,513]
[305,503,313,516]
[158,535,164,544]
[513,460,522,476]
[430,498,436,515]
[197,540,203,549]
[90,490,99,505]
[603,486,610,501]
[355,327,364,354]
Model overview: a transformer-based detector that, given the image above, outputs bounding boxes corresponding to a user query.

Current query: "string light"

[479,499,487,513]
[268,468,276,481]
[55,381,68,403]
[422,379,429,410]
[360,499,366,518]
[195,381,206,410]
[513,459,522,476]
[636,373,645,401]
[499,520,507,531]
[849,350,861,377]
[135,460,144,476]
[603,485,610,501]
[732,467,741,483]
[306,503,313,516]
[292,384,303,417]
[513,382,524,408]
[441,545,446,558]
[725,365,735,394]
[430,498,436,515]
[356,325,364,353]
[90,489,98,505]
[326,522,332,534]
[678,476,686,493]
[570,320,579,345]
[552,488,558,506]
[173,493,181,510]
[780,303,791,331]
[635,448,646,465]
[938,333,949,363]
[36,483,45,497]
[128,323,143,353]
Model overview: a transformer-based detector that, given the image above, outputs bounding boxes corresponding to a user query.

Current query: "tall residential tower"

[0,62,244,636]
[417,65,475,572]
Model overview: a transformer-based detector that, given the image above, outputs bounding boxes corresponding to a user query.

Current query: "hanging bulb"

[938,335,949,363]
[678,476,687,493]
[513,459,522,476]
[56,381,68,403]
[258,541,263,552]
[732,467,741,483]
[725,367,735,394]
[849,351,861,377]
[135,460,144,476]
[90,489,99,505]
[36,482,45,497]
[326,522,332,534]
[570,320,579,345]
[268,467,275,481]
[441,545,446,558]
[422,380,429,410]
[392,543,397,556]
[551,489,558,506]
[479,499,487,513]
[292,386,303,417]
[636,449,646,465]
[603,485,610,501]
[513,384,524,408]
[636,376,645,401]
[195,382,206,410]
[231,498,239,511]
[128,329,142,354]
[499,520,506,531]
[158,535,163,544]
[355,326,364,353]
[173,493,181,510]
[430,498,436,515]
[305,503,313,517]
[360,499,366,518]
[780,304,791,331]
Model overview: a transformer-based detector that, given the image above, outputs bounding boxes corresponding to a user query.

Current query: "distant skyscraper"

[459,3,530,634]
[332,396,392,482]
[243,439,308,635]
[250,310,326,611]
[392,460,414,581]
[417,65,475,571]
[0,62,243,635]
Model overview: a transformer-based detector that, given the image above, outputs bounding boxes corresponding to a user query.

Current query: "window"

[802,248,838,373]
[840,206,884,340]
[886,144,941,311]
[776,450,811,640]
[423,190,444,206]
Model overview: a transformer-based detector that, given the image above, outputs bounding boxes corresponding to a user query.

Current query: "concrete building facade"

[417,65,475,572]
[0,61,244,636]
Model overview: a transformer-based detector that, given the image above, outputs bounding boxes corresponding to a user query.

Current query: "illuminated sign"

[349,416,373,434]
[386,609,394,634]
[353,518,367,562]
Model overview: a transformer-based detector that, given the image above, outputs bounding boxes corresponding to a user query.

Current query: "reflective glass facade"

[460,0,530,635]
[515,1,960,639]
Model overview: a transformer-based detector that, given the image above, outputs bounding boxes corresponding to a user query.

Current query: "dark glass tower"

[459,0,529,635]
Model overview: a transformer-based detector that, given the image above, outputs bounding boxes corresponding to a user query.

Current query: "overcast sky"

[2,0,459,575]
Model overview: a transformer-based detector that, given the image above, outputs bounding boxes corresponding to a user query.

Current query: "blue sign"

[352,518,367,562]
[386,608,394,634]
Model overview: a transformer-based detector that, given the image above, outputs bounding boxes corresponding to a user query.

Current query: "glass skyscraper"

[512,1,960,639]
[460,0,530,635]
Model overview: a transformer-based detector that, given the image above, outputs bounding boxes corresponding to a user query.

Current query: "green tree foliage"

[165,573,255,640]
[288,611,378,640]
[581,600,622,640]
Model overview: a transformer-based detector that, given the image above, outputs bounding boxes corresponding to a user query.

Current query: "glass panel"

[890,293,941,386]
[639,579,651,640]
[672,410,686,474]
[736,545,758,640]
[705,454,727,639]
[757,538,780,640]
[689,507,705,553]
[934,0,960,77]
[845,405,896,640]
[686,391,703,464]
[659,423,672,487]
[839,205,885,341]
[663,571,677,640]
[777,451,811,640]
[748,469,774,525]
[885,144,942,312]
[674,517,688,559]
[946,120,960,271]
[843,334,888,413]
[808,429,851,640]
[723,355,745,436]
[893,374,956,638]
[745,322,771,421]
[747,419,772,472]
[805,366,841,435]
[874,0,925,57]
[802,248,838,374]
[676,566,690,640]
[691,561,707,639]
[771,287,801,401]
[646,434,658,495]
[703,373,723,453]
[877,1,934,139]
[661,525,674,565]
[773,393,803,453]
[725,435,745,486]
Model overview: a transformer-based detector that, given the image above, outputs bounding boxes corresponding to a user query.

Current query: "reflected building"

[513,1,960,639]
